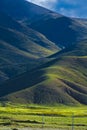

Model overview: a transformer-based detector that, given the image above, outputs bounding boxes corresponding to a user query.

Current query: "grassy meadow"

[0,104,87,130]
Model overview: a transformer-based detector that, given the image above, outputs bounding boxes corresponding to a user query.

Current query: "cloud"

[26,0,87,18]
[59,8,77,17]
[27,0,58,9]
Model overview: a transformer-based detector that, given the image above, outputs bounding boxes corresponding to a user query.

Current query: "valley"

[0,0,87,129]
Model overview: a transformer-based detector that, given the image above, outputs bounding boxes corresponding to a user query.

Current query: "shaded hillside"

[1,0,87,48]
[30,16,87,48]
[49,40,87,58]
[0,11,59,83]
[0,0,61,24]
[0,40,87,105]
[0,11,58,53]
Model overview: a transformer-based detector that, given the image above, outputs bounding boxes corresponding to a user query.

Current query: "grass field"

[0,104,87,130]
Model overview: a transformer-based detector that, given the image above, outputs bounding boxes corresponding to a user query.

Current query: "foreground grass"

[0,104,87,130]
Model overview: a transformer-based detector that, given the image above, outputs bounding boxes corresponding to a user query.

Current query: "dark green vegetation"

[0,3,59,83]
[1,42,87,105]
[0,0,87,105]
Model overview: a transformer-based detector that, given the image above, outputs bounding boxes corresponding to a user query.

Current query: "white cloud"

[26,0,87,18]
[59,8,77,17]
[26,0,58,9]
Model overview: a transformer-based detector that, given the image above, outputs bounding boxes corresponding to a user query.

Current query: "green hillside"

[0,12,59,83]
[0,40,87,105]
[0,0,87,105]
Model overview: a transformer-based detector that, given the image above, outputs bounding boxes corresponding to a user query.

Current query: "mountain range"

[0,0,87,105]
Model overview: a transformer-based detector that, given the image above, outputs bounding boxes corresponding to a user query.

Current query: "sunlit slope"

[0,41,87,105]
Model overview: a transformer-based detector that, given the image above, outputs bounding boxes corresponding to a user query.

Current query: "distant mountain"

[0,0,87,105]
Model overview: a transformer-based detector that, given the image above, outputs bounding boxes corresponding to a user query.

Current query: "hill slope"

[0,11,59,83]
[0,0,87,105]
[0,40,87,105]
[0,0,87,48]
[30,16,87,48]
[0,0,61,24]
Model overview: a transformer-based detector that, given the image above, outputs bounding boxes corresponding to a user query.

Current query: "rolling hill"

[0,0,87,105]
[0,40,87,105]
[0,11,59,83]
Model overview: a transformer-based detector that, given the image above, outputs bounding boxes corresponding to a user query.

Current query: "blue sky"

[27,0,87,18]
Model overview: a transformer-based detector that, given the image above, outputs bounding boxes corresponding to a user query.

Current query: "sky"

[27,0,87,18]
